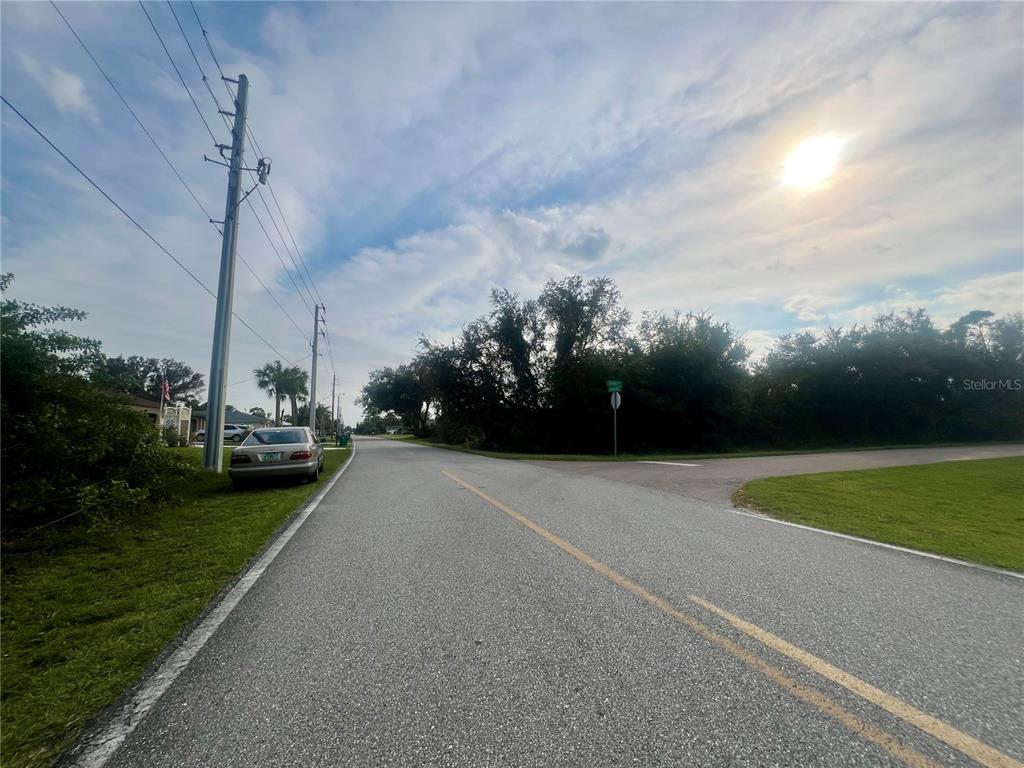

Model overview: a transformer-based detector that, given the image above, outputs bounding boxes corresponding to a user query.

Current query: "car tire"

[232,434,243,443]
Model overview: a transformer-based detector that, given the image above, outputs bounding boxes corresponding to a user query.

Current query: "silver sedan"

[228,427,324,489]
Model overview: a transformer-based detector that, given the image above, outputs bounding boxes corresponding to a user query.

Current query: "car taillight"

[230,454,251,464]
[290,450,312,460]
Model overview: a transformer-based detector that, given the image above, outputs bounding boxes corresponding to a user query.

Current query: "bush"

[162,426,190,448]
[1,276,197,531]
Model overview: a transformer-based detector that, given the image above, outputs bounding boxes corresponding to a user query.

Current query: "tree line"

[358,275,1024,453]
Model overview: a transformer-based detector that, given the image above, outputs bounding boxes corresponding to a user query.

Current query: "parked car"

[228,427,324,489]
[195,424,250,443]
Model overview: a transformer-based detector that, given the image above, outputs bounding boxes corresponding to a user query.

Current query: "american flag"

[161,379,171,402]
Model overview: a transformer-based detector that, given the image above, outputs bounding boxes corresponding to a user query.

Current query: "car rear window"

[243,429,307,445]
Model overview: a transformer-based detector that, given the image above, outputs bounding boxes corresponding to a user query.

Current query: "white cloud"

[826,273,1024,331]
[19,55,99,122]
[2,1,1022,421]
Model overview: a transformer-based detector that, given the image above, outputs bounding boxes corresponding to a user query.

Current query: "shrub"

[1,276,197,531]
[162,426,190,448]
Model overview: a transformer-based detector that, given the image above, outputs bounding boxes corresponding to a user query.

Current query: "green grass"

[0,446,352,768]
[734,457,1024,572]
[403,437,1020,463]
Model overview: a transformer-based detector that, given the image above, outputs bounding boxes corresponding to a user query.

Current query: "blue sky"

[2,1,1022,419]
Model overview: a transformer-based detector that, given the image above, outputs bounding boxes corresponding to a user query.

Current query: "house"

[113,394,190,440]
[191,408,274,435]
[121,394,163,426]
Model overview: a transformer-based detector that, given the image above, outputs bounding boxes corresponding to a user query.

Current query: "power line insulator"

[257,157,272,185]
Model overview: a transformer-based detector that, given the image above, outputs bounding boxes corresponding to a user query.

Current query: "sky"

[2,1,1022,423]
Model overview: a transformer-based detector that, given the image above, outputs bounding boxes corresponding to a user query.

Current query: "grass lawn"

[734,457,1024,572]
[402,437,1020,463]
[0,445,352,768]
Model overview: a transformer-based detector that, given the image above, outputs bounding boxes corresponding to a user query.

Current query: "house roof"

[105,391,162,409]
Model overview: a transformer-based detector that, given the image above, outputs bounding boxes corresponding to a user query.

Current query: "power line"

[181,2,326,334]
[318,306,336,374]
[168,8,316,324]
[189,1,226,82]
[1,94,293,363]
[49,1,210,218]
[246,197,313,314]
[266,178,325,307]
[165,0,226,117]
[50,1,308,345]
[156,0,311,337]
[323,326,337,377]
[137,0,218,146]
[253,184,319,308]
[242,120,324,308]
[229,352,311,388]
[237,258,308,340]
[183,8,325,313]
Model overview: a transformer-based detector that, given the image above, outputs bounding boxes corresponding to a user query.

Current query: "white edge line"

[638,461,703,467]
[730,507,1024,581]
[69,441,358,768]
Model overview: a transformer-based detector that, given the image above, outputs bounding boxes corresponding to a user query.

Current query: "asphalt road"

[102,439,1023,767]
[531,443,1024,505]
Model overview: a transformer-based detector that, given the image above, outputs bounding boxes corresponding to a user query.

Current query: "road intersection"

[85,439,1022,767]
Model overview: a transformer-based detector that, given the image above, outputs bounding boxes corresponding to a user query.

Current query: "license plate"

[258,452,282,463]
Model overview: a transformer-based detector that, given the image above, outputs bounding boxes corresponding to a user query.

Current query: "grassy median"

[0,445,352,768]
[734,457,1024,572]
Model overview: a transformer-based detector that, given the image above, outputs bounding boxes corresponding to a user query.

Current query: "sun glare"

[782,134,844,188]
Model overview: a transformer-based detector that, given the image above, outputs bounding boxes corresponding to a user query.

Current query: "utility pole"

[203,74,248,472]
[331,372,337,434]
[309,304,322,432]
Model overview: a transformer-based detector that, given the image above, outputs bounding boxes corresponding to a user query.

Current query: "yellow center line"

[442,469,1020,768]
[687,595,1023,768]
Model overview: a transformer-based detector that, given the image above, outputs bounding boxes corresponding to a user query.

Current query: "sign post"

[607,381,622,456]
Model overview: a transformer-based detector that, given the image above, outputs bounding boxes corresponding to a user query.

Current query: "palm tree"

[278,366,309,426]
[253,361,287,426]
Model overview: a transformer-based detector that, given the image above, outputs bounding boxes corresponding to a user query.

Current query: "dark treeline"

[359,276,1024,454]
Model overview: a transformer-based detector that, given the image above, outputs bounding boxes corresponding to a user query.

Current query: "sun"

[782,134,844,188]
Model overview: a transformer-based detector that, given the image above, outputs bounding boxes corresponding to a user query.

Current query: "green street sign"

[607,380,622,393]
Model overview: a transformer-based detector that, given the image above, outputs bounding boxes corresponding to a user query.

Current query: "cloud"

[825,273,1024,331]
[1,1,1021,421]
[783,296,824,323]
[19,55,99,122]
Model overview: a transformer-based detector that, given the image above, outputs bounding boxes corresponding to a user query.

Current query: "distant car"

[228,427,324,489]
[195,424,250,443]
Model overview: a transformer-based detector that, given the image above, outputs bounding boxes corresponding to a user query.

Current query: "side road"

[528,443,1024,504]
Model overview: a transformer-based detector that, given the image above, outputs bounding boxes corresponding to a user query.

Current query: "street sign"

[607,380,622,393]
[610,391,621,456]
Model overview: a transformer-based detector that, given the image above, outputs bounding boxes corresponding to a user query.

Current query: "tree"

[359,274,1023,454]
[537,275,630,371]
[295,402,333,432]
[278,366,309,425]
[1,275,193,529]
[358,363,432,435]
[92,355,204,405]
[249,406,267,419]
[254,360,287,425]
